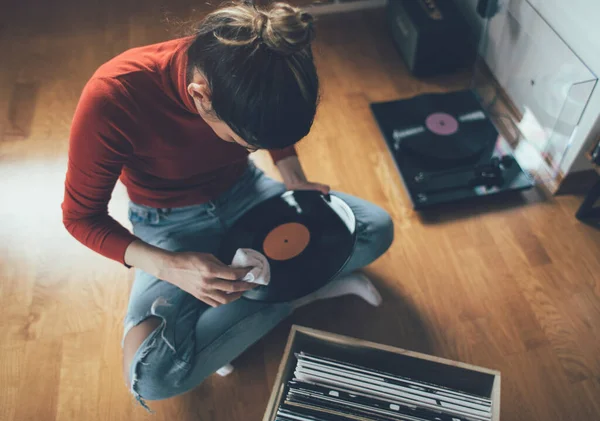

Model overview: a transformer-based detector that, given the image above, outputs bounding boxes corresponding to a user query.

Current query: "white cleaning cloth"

[231,248,271,286]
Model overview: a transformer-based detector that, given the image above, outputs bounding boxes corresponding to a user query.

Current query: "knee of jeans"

[132,356,190,403]
[130,338,193,405]
[367,208,395,257]
[380,211,395,253]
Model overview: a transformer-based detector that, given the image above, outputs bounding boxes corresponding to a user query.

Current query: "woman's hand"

[276,155,330,194]
[158,252,257,307]
[285,180,330,194]
[125,241,257,307]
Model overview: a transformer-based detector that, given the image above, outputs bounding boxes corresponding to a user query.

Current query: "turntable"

[372,0,598,210]
[371,90,534,209]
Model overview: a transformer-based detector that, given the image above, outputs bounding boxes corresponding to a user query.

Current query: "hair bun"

[260,3,315,56]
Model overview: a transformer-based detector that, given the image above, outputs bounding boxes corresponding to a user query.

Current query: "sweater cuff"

[268,146,297,163]
[103,232,138,267]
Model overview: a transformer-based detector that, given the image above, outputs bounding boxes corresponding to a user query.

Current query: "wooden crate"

[263,325,501,421]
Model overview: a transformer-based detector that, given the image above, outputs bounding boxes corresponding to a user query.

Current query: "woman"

[62,1,393,408]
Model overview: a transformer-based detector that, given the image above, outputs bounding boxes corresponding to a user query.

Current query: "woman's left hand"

[276,156,330,194]
[286,181,330,194]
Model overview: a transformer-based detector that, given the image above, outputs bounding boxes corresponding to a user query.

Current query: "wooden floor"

[2,2,600,420]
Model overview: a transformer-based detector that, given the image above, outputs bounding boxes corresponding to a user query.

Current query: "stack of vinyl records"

[275,352,493,421]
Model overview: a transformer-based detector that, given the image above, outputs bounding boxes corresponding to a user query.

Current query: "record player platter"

[217,190,357,302]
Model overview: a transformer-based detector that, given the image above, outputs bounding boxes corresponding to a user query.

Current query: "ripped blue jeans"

[124,161,394,408]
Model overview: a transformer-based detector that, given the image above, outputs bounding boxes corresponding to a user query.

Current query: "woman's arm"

[62,77,138,264]
[124,240,254,307]
[275,155,330,193]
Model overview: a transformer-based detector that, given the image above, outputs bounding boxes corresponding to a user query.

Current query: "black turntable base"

[370,90,534,209]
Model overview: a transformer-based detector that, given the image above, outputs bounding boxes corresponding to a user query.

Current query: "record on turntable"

[217,190,356,302]
[382,90,499,167]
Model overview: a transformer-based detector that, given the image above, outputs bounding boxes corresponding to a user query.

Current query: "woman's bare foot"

[292,272,382,309]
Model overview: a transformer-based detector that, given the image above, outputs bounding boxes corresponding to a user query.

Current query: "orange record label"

[262,222,311,261]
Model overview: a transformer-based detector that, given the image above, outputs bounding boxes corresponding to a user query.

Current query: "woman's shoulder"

[91,37,191,81]
[79,37,194,110]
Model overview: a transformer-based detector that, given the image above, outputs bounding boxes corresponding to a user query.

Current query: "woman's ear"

[187,75,212,111]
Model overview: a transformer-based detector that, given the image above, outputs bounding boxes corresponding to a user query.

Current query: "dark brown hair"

[187,1,319,149]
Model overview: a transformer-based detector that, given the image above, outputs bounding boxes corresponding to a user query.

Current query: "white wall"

[455,0,600,174]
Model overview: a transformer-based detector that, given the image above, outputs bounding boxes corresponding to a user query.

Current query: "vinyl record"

[400,93,495,164]
[217,190,357,302]
[372,91,498,167]
[402,114,489,164]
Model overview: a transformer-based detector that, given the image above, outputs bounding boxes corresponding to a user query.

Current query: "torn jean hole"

[128,297,176,412]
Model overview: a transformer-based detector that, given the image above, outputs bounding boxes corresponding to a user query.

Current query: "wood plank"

[572,377,600,419]
[0,344,26,421]
[96,316,135,421]
[515,267,600,382]
[55,331,103,421]
[12,339,62,421]
[501,347,596,421]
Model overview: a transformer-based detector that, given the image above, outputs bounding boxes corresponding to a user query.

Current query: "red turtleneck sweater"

[62,37,296,265]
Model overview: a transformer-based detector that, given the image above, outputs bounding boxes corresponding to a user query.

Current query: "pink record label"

[425,112,459,136]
